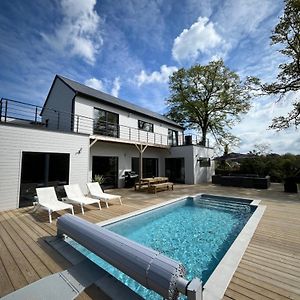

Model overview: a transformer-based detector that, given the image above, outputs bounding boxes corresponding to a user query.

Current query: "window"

[132,157,158,178]
[168,129,178,146]
[94,108,119,137]
[198,158,211,167]
[20,152,70,207]
[165,158,185,183]
[138,120,153,132]
[92,156,118,189]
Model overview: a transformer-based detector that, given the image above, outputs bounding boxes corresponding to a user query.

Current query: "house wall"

[74,96,182,145]
[90,141,169,187]
[0,124,89,211]
[167,145,215,184]
[90,142,215,186]
[193,146,215,183]
[42,78,75,132]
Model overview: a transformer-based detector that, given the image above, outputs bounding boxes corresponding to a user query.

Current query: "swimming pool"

[68,194,256,299]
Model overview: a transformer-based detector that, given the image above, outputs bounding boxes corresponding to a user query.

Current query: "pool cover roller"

[57,214,198,300]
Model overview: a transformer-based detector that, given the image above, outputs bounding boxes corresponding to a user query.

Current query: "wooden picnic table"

[141,177,169,185]
[135,177,169,190]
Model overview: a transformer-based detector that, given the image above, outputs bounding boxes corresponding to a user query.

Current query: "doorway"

[165,158,185,183]
[20,152,70,207]
[132,157,158,178]
[92,156,118,189]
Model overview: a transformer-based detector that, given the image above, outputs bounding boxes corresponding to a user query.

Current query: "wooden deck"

[0,183,299,299]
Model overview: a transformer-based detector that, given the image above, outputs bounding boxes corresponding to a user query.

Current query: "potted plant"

[93,174,105,190]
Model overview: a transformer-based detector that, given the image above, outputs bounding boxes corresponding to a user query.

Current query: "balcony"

[0,98,209,148]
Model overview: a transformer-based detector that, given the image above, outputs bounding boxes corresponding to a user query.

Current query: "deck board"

[0,183,299,299]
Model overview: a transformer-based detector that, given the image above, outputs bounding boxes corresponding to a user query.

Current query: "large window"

[168,129,178,146]
[94,108,119,137]
[165,158,185,183]
[92,156,119,189]
[138,120,153,132]
[132,157,158,178]
[20,152,70,207]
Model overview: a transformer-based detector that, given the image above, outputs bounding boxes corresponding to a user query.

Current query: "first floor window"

[132,157,158,178]
[199,158,211,167]
[20,152,70,207]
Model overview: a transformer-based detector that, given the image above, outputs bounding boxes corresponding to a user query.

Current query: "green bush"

[216,153,300,182]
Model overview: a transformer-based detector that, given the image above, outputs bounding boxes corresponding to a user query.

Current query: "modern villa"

[0,75,299,300]
[0,75,214,211]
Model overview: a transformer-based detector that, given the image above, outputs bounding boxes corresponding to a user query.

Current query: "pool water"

[69,195,255,299]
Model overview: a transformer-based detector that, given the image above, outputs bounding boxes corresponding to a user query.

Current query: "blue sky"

[0,0,299,154]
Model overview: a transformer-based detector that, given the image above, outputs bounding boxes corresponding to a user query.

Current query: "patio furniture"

[148,182,174,193]
[86,182,122,208]
[35,187,74,223]
[63,184,101,214]
[135,177,171,192]
[212,175,270,189]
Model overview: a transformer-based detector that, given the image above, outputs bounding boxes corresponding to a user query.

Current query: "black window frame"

[199,157,211,167]
[93,107,119,137]
[131,157,158,178]
[138,120,154,132]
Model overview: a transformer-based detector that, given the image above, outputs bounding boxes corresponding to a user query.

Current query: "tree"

[263,0,300,129]
[249,143,272,156]
[165,60,252,146]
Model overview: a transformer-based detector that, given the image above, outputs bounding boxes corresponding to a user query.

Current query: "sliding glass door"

[92,156,119,189]
[165,158,185,183]
[132,157,158,178]
[20,152,70,207]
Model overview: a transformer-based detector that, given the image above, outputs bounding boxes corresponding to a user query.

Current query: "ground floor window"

[165,158,185,183]
[92,156,118,189]
[20,152,70,207]
[132,157,158,178]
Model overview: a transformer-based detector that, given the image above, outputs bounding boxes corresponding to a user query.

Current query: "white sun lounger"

[35,187,74,223]
[64,184,101,214]
[87,182,122,208]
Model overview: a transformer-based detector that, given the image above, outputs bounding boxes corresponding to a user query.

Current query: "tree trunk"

[200,128,206,146]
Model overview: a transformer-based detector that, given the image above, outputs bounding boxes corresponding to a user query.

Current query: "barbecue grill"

[124,171,138,188]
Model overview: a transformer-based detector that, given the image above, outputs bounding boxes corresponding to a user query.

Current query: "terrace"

[0,98,208,149]
[0,183,299,299]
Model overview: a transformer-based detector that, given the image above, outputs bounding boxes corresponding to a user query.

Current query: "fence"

[0,98,208,147]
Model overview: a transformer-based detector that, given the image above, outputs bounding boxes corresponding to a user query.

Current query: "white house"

[0,75,214,211]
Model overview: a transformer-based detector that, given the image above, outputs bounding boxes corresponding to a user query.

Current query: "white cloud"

[232,92,300,154]
[42,0,102,64]
[85,76,121,97]
[84,77,105,90]
[172,17,224,63]
[135,65,178,87]
[214,0,282,59]
[111,77,121,97]
[217,0,278,37]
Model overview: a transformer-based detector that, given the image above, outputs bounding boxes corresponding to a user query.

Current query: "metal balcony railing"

[0,98,209,147]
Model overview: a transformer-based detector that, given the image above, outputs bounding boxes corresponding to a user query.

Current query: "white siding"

[0,124,89,211]
[193,146,215,183]
[74,96,182,145]
[90,142,169,187]
[168,145,214,184]
[90,142,214,186]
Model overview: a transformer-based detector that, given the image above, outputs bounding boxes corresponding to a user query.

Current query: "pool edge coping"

[95,193,265,300]
[202,197,265,300]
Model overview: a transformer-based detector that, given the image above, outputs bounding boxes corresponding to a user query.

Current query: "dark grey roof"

[57,75,183,129]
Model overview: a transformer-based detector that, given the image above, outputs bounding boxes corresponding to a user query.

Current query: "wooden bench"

[148,182,174,193]
[134,181,150,191]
